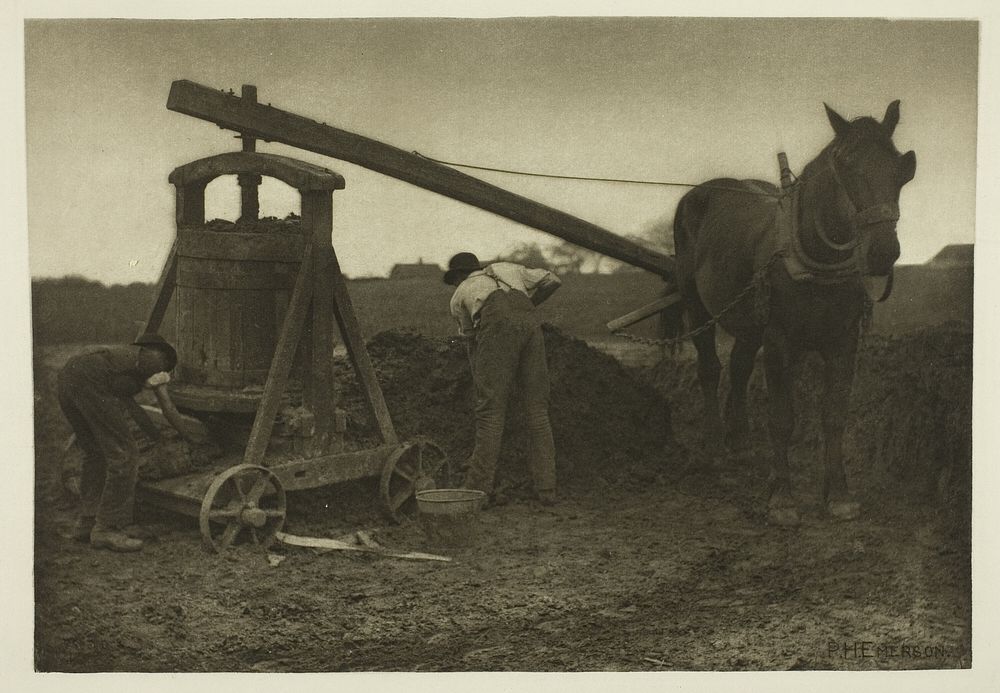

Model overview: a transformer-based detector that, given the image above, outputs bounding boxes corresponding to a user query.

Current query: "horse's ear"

[882,100,901,136]
[824,103,850,137]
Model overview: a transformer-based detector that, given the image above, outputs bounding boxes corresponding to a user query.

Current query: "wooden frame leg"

[327,247,399,445]
[243,245,315,467]
[142,241,178,337]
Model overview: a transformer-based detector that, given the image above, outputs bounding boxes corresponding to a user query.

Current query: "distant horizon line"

[28,241,975,286]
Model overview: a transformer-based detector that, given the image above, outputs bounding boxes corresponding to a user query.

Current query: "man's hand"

[146,371,171,388]
[530,274,561,306]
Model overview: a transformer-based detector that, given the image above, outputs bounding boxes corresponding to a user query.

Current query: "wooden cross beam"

[166,79,676,280]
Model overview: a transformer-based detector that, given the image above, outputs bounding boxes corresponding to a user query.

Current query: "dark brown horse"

[671,101,916,526]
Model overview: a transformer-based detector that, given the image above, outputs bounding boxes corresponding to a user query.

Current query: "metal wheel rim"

[199,464,287,553]
[379,439,449,522]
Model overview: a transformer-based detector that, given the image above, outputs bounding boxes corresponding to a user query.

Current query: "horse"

[669,101,916,526]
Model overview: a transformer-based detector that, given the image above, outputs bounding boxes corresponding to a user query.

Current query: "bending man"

[58,333,178,552]
[443,252,561,506]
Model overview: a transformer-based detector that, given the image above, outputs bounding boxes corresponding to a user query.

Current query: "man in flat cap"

[57,333,178,552]
[444,252,562,506]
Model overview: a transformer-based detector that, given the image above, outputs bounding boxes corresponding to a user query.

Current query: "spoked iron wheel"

[199,464,286,553]
[379,438,449,522]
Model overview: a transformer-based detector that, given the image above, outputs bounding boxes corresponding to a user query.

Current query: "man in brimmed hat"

[444,251,562,506]
[57,332,178,552]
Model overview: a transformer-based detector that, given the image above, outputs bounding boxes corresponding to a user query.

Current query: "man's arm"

[124,397,162,442]
[449,289,476,336]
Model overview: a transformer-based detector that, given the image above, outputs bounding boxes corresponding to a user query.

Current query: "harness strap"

[483,265,515,292]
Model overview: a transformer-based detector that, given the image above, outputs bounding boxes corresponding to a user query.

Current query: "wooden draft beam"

[605,292,682,332]
[167,79,676,279]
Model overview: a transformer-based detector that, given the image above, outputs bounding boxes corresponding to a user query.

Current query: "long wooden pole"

[167,80,675,279]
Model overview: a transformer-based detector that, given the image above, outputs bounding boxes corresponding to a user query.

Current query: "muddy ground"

[33,324,971,672]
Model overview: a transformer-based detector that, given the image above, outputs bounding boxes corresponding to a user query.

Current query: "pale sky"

[23,15,978,283]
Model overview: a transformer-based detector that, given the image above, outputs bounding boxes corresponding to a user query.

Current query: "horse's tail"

[657,291,685,351]
[657,187,707,346]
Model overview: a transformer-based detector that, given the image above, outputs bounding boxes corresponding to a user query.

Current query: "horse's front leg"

[763,327,800,526]
[725,335,762,452]
[821,335,861,520]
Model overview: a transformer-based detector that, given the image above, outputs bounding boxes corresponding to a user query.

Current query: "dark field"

[31,263,971,349]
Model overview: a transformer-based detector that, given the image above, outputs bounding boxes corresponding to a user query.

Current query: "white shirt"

[449,262,559,335]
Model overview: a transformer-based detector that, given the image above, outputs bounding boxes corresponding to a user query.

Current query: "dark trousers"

[462,290,556,495]
[57,365,139,530]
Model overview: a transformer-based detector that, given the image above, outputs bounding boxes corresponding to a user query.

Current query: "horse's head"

[819,101,917,277]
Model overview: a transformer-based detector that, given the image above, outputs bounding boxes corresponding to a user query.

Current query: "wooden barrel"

[174,227,307,395]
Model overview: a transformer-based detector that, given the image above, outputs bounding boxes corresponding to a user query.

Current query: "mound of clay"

[336,324,684,492]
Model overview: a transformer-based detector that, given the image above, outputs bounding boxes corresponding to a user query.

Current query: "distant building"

[388,258,443,280]
[927,244,973,269]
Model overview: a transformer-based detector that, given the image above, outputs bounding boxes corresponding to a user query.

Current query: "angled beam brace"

[243,244,315,468]
[141,241,178,337]
[326,247,399,446]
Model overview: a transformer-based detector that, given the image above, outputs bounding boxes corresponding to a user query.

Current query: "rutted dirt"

[33,324,971,671]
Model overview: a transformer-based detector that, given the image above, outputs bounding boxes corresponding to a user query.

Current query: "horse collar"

[779,182,859,283]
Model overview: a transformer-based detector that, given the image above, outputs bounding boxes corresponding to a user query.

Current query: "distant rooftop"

[388,258,443,280]
[928,244,973,267]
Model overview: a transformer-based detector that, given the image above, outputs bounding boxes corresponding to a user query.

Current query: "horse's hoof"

[767,506,800,527]
[827,499,861,521]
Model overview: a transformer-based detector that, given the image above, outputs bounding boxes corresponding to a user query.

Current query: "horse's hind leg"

[821,335,861,520]
[762,327,800,526]
[725,335,761,452]
[688,300,725,458]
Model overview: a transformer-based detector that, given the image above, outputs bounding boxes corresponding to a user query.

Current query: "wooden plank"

[177,229,306,262]
[302,191,337,453]
[170,151,344,191]
[176,363,270,388]
[243,244,315,467]
[229,297,244,383]
[269,446,394,491]
[142,241,178,336]
[605,292,683,332]
[275,531,451,562]
[175,183,206,227]
[327,246,399,445]
[169,385,262,414]
[167,79,676,278]
[175,284,196,382]
[176,267,298,291]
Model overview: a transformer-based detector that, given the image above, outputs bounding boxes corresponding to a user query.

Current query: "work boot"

[90,528,144,553]
[122,524,156,541]
[70,516,95,542]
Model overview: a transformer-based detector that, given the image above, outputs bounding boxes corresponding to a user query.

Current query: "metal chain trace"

[612,252,786,347]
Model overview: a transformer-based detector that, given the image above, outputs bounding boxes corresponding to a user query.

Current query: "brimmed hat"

[133,332,177,369]
[443,252,482,285]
